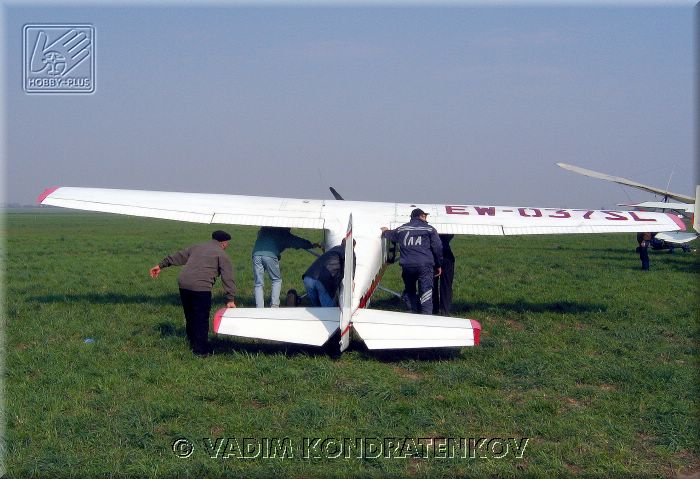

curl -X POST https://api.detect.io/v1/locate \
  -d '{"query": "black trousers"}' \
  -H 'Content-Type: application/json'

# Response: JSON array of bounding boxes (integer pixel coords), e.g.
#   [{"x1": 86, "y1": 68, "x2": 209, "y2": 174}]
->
[
  {"x1": 638, "y1": 245, "x2": 650, "y2": 270},
  {"x1": 402, "y1": 264, "x2": 435, "y2": 315},
  {"x1": 433, "y1": 258, "x2": 454, "y2": 316},
  {"x1": 179, "y1": 288, "x2": 212, "y2": 354}
]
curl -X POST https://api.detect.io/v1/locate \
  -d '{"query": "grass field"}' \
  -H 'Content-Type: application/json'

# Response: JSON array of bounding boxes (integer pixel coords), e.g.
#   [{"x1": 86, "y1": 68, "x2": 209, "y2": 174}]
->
[{"x1": 4, "y1": 209, "x2": 699, "y2": 478}]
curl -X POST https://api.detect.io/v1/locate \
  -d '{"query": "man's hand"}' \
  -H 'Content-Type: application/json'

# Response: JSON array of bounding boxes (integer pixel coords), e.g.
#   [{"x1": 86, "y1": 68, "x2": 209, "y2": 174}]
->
[
  {"x1": 380, "y1": 227, "x2": 388, "y2": 232},
  {"x1": 434, "y1": 267, "x2": 442, "y2": 277},
  {"x1": 149, "y1": 265, "x2": 161, "y2": 278},
  {"x1": 226, "y1": 301, "x2": 237, "y2": 308},
  {"x1": 312, "y1": 243, "x2": 322, "y2": 249}
]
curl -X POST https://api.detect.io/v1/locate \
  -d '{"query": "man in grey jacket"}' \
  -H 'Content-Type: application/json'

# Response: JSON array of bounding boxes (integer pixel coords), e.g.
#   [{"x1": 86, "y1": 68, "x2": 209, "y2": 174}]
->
[{"x1": 149, "y1": 230, "x2": 237, "y2": 356}]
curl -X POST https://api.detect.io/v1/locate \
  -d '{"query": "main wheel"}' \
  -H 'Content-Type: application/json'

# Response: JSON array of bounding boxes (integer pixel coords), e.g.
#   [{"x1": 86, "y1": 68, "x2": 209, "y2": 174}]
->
[{"x1": 285, "y1": 289, "x2": 300, "y2": 307}]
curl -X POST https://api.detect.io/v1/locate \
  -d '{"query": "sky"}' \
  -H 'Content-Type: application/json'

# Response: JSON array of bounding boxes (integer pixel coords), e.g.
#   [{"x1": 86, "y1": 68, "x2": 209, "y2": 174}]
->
[{"x1": 2, "y1": 4, "x2": 696, "y2": 209}]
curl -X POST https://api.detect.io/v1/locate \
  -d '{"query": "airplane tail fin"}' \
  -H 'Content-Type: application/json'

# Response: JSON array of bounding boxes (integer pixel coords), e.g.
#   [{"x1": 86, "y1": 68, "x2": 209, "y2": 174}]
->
[{"x1": 340, "y1": 214, "x2": 353, "y2": 352}]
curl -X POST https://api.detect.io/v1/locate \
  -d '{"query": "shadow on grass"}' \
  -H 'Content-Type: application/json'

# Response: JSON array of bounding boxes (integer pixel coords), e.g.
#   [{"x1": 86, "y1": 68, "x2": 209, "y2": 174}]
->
[
  {"x1": 353, "y1": 343, "x2": 463, "y2": 362},
  {"x1": 369, "y1": 297, "x2": 606, "y2": 315},
  {"x1": 583, "y1": 254, "x2": 699, "y2": 273},
  {"x1": 207, "y1": 334, "x2": 462, "y2": 361},
  {"x1": 30, "y1": 293, "x2": 181, "y2": 305},
  {"x1": 157, "y1": 321, "x2": 186, "y2": 338},
  {"x1": 207, "y1": 330, "x2": 343, "y2": 359},
  {"x1": 454, "y1": 300, "x2": 607, "y2": 315}
]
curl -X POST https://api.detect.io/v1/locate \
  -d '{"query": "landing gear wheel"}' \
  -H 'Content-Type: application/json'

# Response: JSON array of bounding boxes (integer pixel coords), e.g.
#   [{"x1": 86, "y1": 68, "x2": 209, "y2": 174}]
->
[{"x1": 286, "y1": 289, "x2": 300, "y2": 307}]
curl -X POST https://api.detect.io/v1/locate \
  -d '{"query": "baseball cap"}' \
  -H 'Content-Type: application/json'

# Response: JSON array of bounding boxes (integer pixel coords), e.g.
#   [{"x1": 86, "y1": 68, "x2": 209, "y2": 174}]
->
[{"x1": 411, "y1": 208, "x2": 428, "y2": 218}]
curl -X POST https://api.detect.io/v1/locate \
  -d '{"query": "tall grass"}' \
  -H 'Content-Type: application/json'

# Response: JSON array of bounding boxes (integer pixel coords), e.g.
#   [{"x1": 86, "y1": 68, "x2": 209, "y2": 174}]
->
[{"x1": 4, "y1": 210, "x2": 699, "y2": 478}]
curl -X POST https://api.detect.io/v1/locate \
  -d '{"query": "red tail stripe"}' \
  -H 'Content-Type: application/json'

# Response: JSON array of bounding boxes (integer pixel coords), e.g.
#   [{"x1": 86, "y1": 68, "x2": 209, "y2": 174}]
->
[
  {"x1": 470, "y1": 319, "x2": 481, "y2": 346},
  {"x1": 358, "y1": 264, "x2": 389, "y2": 309},
  {"x1": 213, "y1": 308, "x2": 227, "y2": 333}
]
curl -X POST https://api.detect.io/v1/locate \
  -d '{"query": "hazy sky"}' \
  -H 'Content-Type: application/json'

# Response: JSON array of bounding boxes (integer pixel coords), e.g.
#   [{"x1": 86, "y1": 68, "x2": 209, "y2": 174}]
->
[{"x1": 3, "y1": 4, "x2": 696, "y2": 209}]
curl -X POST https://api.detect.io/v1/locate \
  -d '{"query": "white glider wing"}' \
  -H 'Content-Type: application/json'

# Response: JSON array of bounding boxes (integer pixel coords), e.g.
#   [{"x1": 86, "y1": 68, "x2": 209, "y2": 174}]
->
[
  {"x1": 556, "y1": 162, "x2": 695, "y2": 204},
  {"x1": 618, "y1": 201, "x2": 694, "y2": 214},
  {"x1": 38, "y1": 187, "x2": 325, "y2": 229}
]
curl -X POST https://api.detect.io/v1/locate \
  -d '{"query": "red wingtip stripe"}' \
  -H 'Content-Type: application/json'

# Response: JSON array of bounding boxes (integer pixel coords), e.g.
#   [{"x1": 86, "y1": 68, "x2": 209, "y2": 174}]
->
[
  {"x1": 470, "y1": 319, "x2": 481, "y2": 346},
  {"x1": 37, "y1": 186, "x2": 60, "y2": 204},
  {"x1": 213, "y1": 308, "x2": 227, "y2": 333},
  {"x1": 666, "y1": 213, "x2": 686, "y2": 231}
]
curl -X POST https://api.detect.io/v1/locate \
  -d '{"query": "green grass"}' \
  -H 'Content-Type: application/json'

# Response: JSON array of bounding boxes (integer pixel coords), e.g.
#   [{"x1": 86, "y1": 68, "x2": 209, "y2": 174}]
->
[{"x1": 4, "y1": 210, "x2": 699, "y2": 478}]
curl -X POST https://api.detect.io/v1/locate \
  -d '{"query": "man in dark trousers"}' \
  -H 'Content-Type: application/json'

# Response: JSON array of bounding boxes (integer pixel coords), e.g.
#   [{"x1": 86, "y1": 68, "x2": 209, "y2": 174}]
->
[
  {"x1": 636, "y1": 232, "x2": 652, "y2": 271},
  {"x1": 381, "y1": 208, "x2": 443, "y2": 315},
  {"x1": 302, "y1": 238, "x2": 355, "y2": 307},
  {"x1": 149, "y1": 230, "x2": 237, "y2": 356},
  {"x1": 433, "y1": 234, "x2": 455, "y2": 316}
]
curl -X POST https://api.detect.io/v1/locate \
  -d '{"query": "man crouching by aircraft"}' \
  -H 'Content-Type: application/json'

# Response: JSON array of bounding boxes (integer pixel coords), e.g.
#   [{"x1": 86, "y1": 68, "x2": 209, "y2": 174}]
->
[
  {"x1": 302, "y1": 238, "x2": 356, "y2": 307},
  {"x1": 149, "y1": 230, "x2": 237, "y2": 356},
  {"x1": 382, "y1": 208, "x2": 443, "y2": 315}
]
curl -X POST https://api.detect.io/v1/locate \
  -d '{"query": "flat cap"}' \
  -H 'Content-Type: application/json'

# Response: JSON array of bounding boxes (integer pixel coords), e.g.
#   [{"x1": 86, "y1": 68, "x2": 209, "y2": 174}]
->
[{"x1": 212, "y1": 230, "x2": 232, "y2": 242}]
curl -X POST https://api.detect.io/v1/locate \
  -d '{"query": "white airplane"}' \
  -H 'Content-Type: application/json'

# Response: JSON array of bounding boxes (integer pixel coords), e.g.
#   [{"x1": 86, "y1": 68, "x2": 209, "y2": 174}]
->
[
  {"x1": 557, "y1": 163, "x2": 699, "y2": 249},
  {"x1": 37, "y1": 185, "x2": 693, "y2": 353}
]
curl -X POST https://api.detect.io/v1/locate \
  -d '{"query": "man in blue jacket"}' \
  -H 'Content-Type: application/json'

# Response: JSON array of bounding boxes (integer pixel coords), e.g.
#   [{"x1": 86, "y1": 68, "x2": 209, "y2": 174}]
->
[
  {"x1": 302, "y1": 238, "x2": 356, "y2": 307},
  {"x1": 252, "y1": 227, "x2": 321, "y2": 308},
  {"x1": 381, "y1": 208, "x2": 443, "y2": 315}
]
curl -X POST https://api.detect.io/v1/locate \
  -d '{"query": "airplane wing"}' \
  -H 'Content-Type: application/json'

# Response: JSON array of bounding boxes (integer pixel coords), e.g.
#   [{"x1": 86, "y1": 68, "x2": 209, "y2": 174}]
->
[
  {"x1": 556, "y1": 162, "x2": 695, "y2": 204},
  {"x1": 37, "y1": 186, "x2": 326, "y2": 229},
  {"x1": 39, "y1": 186, "x2": 685, "y2": 236},
  {"x1": 394, "y1": 203, "x2": 685, "y2": 236},
  {"x1": 618, "y1": 201, "x2": 694, "y2": 214}
]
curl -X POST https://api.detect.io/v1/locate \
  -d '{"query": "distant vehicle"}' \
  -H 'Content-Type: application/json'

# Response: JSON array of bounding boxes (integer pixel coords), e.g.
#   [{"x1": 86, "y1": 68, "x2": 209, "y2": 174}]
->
[
  {"x1": 557, "y1": 163, "x2": 698, "y2": 250},
  {"x1": 38, "y1": 185, "x2": 691, "y2": 354}
]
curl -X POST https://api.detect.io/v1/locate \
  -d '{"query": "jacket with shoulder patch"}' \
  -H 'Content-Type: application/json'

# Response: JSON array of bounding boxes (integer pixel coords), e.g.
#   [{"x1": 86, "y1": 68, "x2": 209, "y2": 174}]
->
[{"x1": 382, "y1": 218, "x2": 443, "y2": 267}]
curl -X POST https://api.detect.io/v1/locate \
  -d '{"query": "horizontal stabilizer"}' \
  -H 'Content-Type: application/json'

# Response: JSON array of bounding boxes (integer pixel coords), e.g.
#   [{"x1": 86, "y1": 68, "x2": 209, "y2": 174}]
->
[
  {"x1": 214, "y1": 307, "x2": 339, "y2": 346},
  {"x1": 352, "y1": 309, "x2": 480, "y2": 349}
]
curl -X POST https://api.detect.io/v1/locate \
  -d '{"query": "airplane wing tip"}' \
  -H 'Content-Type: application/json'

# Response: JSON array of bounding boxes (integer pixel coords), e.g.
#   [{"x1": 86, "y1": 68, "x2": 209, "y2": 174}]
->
[
  {"x1": 37, "y1": 186, "x2": 61, "y2": 204},
  {"x1": 470, "y1": 319, "x2": 481, "y2": 345},
  {"x1": 213, "y1": 307, "x2": 227, "y2": 333},
  {"x1": 666, "y1": 213, "x2": 687, "y2": 231}
]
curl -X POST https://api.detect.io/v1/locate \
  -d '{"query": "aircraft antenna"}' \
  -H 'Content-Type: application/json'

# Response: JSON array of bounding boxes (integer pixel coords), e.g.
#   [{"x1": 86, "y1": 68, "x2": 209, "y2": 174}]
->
[{"x1": 663, "y1": 166, "x2": 675, "y2": 203}]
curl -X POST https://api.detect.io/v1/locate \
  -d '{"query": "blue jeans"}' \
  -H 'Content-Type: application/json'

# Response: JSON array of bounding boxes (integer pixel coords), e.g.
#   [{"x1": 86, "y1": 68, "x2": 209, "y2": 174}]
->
[
  {"x1": 303, "y1": 276, "x2": 336, "y2": 307},
  {"x1": 253, "y1": 255, "x2": 282, "y2": 307}
]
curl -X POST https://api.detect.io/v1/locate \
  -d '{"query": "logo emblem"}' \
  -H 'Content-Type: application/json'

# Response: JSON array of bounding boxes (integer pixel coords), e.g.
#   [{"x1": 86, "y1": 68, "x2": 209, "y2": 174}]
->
[{"x1": 23, "y1": 24, "x2": 95, "y2": 93}]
